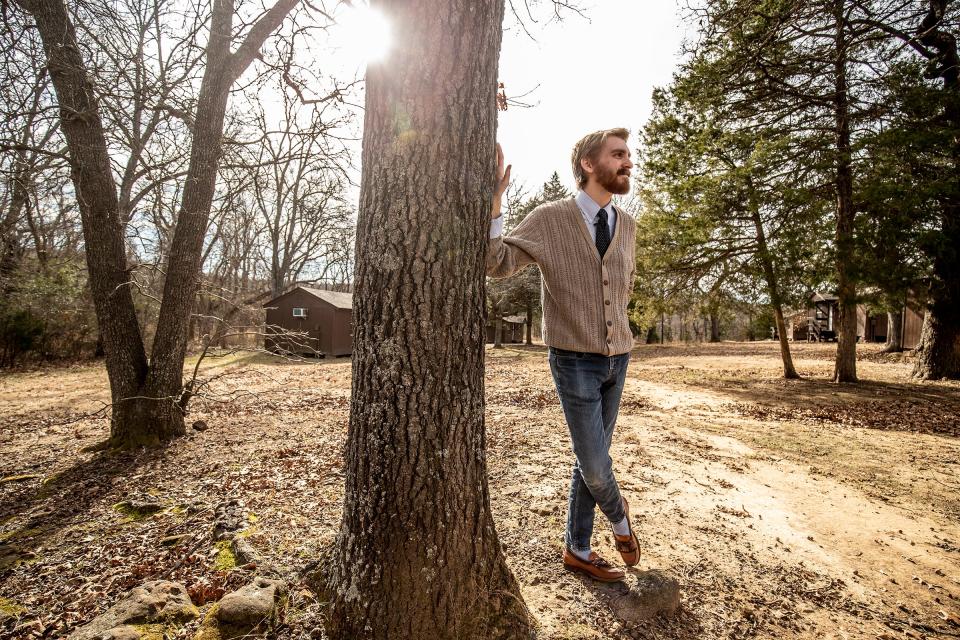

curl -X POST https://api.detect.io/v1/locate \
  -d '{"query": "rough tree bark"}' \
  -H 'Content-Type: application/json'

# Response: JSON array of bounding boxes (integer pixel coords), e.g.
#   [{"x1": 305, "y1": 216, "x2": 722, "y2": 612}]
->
[
  {"x1": 709, "y1": 312, "x2": 721, "y2": 342},
  {"x1": 748, "y1": 179, "x2": 799, "y2": 379},
  {"x1": 832, "y1": 0, "x2": 859, "y2": 383},
  {"x1": 15, "y1": 0, "x2": 300, "y2": 446},
  {"x1": 911, "y1": 0, "x2": 960, "y2": 379},
  {"x1": 319, "y1": 1, "x2": 532, "y2": 638}
]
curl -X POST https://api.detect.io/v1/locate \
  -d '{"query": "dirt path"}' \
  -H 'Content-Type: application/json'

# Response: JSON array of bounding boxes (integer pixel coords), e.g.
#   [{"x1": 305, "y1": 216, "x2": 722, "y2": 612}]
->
[
  {"x1": 0, "y1": 342, "x2": 958, "y2": 639},
  {"x1": 487, "y1": 344, "x2": 960, "y2": 639}
]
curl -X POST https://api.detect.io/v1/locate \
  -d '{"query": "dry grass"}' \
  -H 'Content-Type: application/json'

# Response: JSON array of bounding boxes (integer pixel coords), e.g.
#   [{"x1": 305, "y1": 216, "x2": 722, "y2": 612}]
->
[{"x1": 0, "y1": 341, "x2": 958, "y2": 639}]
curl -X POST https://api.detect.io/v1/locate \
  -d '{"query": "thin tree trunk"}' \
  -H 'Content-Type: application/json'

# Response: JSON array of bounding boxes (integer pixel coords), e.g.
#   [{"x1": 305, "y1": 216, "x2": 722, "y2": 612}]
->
[
  {"x1": 320, "y1": 1, "x2": 531, "y2": 637},
  {"x1": 494, "y1": 309, "x2": 503, "y2": 349},
  {"x1": 0, "y1": 170, "x2": 27, "y2": 293},
  {"x1": 883, "y1": 310, "x2": 903, "y2": 353},
  {"x1": 748, "y1": 179, "x2": 799, "y2": 379},
  {"x1": 0, "y1": 76, "x2": 53, "y2": 293},
  {"x1": 525, "y1": 303, "x2": 533, "y2": 345},
  {"x1": 832, "y1": 0, "x2": 858, "y2": 383}
]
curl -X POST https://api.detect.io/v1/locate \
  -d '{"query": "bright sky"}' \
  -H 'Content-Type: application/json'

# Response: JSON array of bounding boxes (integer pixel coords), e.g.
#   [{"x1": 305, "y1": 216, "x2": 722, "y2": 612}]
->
[
  {"x1": 317, "y1": 2, "x2": 694, "y2": 203},
  {"x1": 496, "y1": 2, "x2": 693, "y2": 194}
]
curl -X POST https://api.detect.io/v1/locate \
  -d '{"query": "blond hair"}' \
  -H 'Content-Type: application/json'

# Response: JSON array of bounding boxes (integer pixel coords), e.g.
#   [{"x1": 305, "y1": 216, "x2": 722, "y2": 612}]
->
[{"x1": 571, "y1": 128, "x2": 630, "y2": 189}]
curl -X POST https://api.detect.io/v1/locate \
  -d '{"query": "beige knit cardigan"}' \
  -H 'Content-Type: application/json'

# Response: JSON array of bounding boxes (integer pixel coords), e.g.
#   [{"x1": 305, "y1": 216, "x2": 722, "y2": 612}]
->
[{"x1": 486, "y1": 197, "x2": 636, "y2": 356}]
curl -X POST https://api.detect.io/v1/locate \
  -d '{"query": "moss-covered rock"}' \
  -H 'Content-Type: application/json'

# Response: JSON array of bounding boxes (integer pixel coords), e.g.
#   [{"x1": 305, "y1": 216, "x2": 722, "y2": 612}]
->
[
  {"x1": 67, "y1": 580, "x2": 198, "y2": 640},
  {"x1": 0, "y1": 542, "x2": 38, "y2": 571},
  {"x1": 212, "y1": 540, "x2": 237, "y2": 571},
  {"x1": 0, "y1": 597, "x2": 26, "y2": 623},
  {"x1": 192, "y1": 579, "x2": 287, "y2": 640},
  {"x1": 112, "y1": 500, "x2": 165, "y2": 522},
  {"x1": 93, "y1": 624, "x2": 168, "y2": 640}
]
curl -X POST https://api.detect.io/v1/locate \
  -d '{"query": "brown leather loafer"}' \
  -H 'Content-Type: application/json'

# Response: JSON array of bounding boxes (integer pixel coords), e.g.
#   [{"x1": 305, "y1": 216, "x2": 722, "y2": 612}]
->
[
  {"x1": 562, "y1": 548, "x2": 625, "y2": 582},
  {"x1": 613, "y1": 496, "x2": 640, "y2": 567}
]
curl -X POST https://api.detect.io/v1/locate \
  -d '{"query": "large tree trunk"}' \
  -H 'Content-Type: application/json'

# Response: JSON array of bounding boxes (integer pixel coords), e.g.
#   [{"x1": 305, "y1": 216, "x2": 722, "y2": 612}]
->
[
  {"x1": 913, "y1": 296, "x2": 960, "y2": 378},
  {"x1": 319, "y1": 2, "x2": 531, "y2": 638},
  {"x1": 883, "y1": 309, "x2": 903, "y2": 353},
  {"x1": 17, "y1": 0, "x2": 300, "y2": 446},
  {"x1": 832, "y1": 0, "x2": 858, "y2": 383},
  {"x1": 912, "y1": 0, "x2": 960, "y2": 379}
]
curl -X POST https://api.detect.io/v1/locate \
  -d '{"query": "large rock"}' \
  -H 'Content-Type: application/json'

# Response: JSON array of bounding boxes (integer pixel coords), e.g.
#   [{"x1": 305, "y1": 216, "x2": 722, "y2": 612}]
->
[
  {"x1": 93, "y1": 625, "x2": 164, "y2": 640},
  {"x1": 215, "y1": 578, "x2": 285, "y2": 628},
  {"x1": 597, "y1": 570, "x2": 681, "y2": 622},
  {"x1": 194, "y1": 578, "x2": 286, "y2": 640},
  {"x1": 68, "y1": 581, "x2": 199, "y2": 640}
]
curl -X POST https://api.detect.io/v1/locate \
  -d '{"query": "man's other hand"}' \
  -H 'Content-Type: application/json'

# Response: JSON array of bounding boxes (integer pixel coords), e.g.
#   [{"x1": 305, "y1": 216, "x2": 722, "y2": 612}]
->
[{"x1": 492, "y1": 143, "x2": 511, "y2": 220}]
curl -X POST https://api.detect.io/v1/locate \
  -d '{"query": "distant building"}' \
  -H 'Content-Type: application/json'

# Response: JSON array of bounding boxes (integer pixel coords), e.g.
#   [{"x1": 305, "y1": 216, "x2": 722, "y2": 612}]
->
[
  {"x1": 486, "y1": 315, "x2": 526, "y2": 344},
  {"x1": 263, "y1": 286, "x2": 353, "y2": 357},
  {"x1": 785, "y1": 292, "x2": 926, "y2": 348}
]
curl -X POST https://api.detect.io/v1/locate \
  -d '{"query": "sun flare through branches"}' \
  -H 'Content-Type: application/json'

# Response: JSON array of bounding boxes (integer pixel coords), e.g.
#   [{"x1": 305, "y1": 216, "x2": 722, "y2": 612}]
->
[{"x1": 335, "y1": 2, "x2": 393, "y2": 68}]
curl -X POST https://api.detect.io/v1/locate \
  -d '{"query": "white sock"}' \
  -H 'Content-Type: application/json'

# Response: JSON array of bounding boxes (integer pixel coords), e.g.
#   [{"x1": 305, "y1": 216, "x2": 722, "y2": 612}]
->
[
  {"x1": 571, "y1": 547, "x2": 592, "y2": 561},
  {"x1": 612, "y1": 516, "x2": 630, "y2": 537}
]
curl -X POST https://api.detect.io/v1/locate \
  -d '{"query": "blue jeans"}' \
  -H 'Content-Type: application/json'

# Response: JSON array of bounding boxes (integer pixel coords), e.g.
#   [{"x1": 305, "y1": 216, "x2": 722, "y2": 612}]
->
[{"x1": 549, "y1": 347, "x2": 629, "y2": 552}]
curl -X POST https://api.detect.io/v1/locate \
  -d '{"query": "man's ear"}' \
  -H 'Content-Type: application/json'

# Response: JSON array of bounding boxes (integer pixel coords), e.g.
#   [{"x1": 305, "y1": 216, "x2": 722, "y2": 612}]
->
[{"x1": 580, "y1": 156, "x2": 593, "y2": 178}]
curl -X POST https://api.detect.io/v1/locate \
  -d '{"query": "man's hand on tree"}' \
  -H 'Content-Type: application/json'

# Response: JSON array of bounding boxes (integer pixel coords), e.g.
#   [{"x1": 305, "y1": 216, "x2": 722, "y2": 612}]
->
[{"x1": 492, "y1": 143, "x2": 511, "y2": 220}]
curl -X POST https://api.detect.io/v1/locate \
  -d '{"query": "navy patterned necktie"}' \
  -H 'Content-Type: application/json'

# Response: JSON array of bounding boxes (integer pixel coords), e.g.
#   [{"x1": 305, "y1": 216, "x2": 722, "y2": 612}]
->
[{"x1": 595, "y1": 208, "x2": 611, "y2": 258}]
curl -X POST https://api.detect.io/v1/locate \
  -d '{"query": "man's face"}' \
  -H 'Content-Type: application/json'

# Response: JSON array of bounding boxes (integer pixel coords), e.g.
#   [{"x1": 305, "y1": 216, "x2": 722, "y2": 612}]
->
[{"x1": 584, "y1": 136, "x2": 633, "y2": 195}]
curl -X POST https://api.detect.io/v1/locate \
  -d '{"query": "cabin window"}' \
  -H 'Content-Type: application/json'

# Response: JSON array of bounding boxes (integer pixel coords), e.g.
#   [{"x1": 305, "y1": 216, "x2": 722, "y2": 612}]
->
[{"x1": 292, "y1": 307, "x2": 308, "y2": 318}]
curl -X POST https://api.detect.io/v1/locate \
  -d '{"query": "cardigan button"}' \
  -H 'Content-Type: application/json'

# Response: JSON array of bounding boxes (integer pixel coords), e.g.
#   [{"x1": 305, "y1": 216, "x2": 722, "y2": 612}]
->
[
  {"x1": 603, "y1": 279, "x2": 609, "y2": 285},
  {"x1": 607, "y1": 321, "x2": 613, "y2": 326},
  {"x1": 604, "y1": 300, "x2": 610, "y2": 305}
]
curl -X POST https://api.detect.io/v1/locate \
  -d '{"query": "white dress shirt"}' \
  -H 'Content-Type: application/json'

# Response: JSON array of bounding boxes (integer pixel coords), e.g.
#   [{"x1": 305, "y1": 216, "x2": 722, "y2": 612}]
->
[
  {"x1": 489, "y1": 190, "x2": 617, "y2": 240},
  {"x1": 574, "y1": 190, "x2": 617, "y2": 243}
]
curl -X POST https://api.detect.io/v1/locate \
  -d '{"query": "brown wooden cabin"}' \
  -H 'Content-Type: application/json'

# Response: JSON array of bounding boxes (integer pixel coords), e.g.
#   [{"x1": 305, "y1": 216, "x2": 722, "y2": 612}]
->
[
  {"x1": 786, "y1": 292, "x2": 926, "y2": 348},
  {"x1": 901, "y1": 300, "x2": 926, "y2": 349},
  {"x1": 486, "y1": 314, "x2": 526, "y2": 344},
  {"x1": 263, "y1": 286, "x2": 353, "y2": 357}
]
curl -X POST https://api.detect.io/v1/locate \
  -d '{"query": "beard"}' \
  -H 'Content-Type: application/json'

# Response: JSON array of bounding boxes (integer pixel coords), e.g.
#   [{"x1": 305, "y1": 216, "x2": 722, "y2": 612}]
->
[{"x1": 595, "y1": 164, "x2": 631, "y2": 195}]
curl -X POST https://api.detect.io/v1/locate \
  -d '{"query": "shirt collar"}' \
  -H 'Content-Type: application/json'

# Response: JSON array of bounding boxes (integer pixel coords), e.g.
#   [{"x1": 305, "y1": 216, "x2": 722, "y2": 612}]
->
[{"x1": 576, "y1": 190, "x2": 614, "y2": 222}]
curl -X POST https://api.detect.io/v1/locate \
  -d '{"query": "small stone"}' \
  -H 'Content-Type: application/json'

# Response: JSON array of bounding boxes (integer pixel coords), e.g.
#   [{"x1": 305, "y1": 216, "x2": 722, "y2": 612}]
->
[
  {"x1": 602, "y1": 569, "x2": 681, "y2": 622},
  {"x1": 160, "y1": 534, "x2": 191, "y2": 547},
  {"x1": 231, "y1": 537, "x2": 262, "y2": 566},
  {"x1": 115, "y1": 499, "x2": 164, "y2": 518},
  {"x1": 192, "y1": 420, "x2": 209, "y2": 432},
  {"x1": 216, "y1": 578, "x2": 286, "y2": 630},
  {"x1": 96, "y1": 625, "x2": 147, "y2": 640}
]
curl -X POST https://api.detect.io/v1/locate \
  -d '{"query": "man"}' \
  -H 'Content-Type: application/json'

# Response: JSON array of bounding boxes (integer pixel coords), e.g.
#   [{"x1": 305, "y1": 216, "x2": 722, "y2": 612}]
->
[{"x1": 487, "y1": 128, "x2": 639, "y2": 582}]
